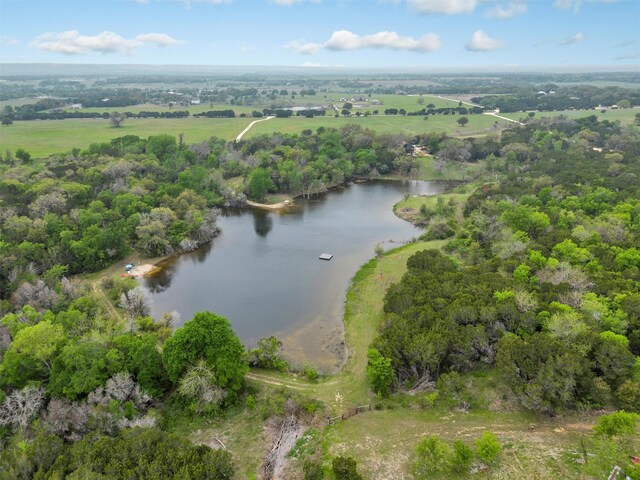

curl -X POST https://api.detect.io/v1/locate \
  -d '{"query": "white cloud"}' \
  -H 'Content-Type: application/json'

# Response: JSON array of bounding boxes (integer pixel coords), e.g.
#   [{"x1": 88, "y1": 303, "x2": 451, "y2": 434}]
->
[
  {"x1": 287, "y1": 30, "x2": 441, "y2": 54},
  {"x1": 485, "y1": 1, "x2": 527, "y2": 18},
  {"x1": 0, "y1": 36, "x2": 19, "y2": 46},
  {"x1": 466, "y1": 30, "x2": 505, "y2": 51},
  {"x1": 285, "y1": 40, "x2": 323, "y2": 54},
  {"x1": 558, "y1": 32, "x2": 583, "y2": 46},
  {"x1": 408, "y1": 0, "x2": 478, "y2": 14},
  {"x1": 325, "y1": 30, "x2": 441, "y2": 52},
  {"x1": 554, "y1": 0, "x2": 619, "y2": 13},
  {"x1": 30, "y1": 31, "x2": 182, "y2": 55}
]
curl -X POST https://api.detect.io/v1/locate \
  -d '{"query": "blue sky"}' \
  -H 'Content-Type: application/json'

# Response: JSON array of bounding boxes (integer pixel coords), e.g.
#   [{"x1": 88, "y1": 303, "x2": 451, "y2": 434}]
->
[{"x1": 0, "y1": 0, "x2": 638, "y2": 67}]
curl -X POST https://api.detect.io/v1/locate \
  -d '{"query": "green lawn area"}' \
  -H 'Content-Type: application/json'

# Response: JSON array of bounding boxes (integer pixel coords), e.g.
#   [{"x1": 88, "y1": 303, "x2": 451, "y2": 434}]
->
[
  {"x1": 502, "y1": 107, "x2": 639, "y2": 126},
  {"x1": 0, "y1": 117, "x2": 254, "y2": 158},
  {"x1": 246, "y1": 113, "x2": 502, "y2": 138}
]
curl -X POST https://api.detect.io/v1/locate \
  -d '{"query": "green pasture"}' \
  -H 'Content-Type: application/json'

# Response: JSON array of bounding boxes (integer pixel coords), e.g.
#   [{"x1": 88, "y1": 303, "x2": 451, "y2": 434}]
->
[
  {"x1": 1, "y1": 113, "x2": 508, "y2": 158},
  {"x1": 246, "y1": 113, "x2": 503, "y2": 138},
  {"x1": 0, "y1": 117, "x2": 253, "y2": 157},
  {"x1": 502, "y1": 107, "x2": 639, "y2": 126}
]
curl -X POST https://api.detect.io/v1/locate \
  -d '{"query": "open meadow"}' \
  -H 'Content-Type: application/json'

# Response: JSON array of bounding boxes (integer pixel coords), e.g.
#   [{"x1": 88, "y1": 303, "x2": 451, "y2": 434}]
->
[
  {"x1": 502, "y1": 107, "x2": 639, "y2": 126},
  {"x1": 1, "y1": 113, "x2": 505, "y2": 158},
  {"x1": 0, "y1": 117, "x2": 254, "y2": 157}
]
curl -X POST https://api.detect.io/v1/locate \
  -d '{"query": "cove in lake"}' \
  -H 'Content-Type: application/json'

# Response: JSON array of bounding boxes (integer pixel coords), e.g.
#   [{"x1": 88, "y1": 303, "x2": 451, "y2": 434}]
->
[{"x1": 145, "y1": 180, "x2": 450, "y2": 372}]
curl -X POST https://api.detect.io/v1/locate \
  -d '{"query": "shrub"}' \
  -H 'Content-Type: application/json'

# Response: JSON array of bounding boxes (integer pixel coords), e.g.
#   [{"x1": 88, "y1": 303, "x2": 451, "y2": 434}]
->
[
  {"x1": 594, "y1": 411, "x2": 639, "y2": 436},
  {"x1": 414, "y1": 436, "x2": 451, "y2": 477},
  {"x1": 303, "y1": 460, "x2": 324, "y2": 480},
  {"x1": 475, "y1": 431, "x2": 501, "y2": 464},
  {"x1": 332, "y1": 456, "x2": 362, "y2": 480},
  {"x1": 450, "y1": 440, "x2": 474, "y2": 474}
]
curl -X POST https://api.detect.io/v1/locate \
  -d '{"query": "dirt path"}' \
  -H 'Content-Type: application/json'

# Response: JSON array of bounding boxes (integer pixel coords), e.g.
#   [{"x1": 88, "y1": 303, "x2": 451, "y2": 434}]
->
[
  {"x1": 235, "y1": 115, "x2": 275, "y2": 141},
  {"x1": 433, "y1": 95, "x2": 482, "y2": 107},
  {"x1": 483, "y1": 111, "x2": 525, "y2": 125},
  {"x1": 92, "y1": 282, "x2": 123, "y2": 323}
]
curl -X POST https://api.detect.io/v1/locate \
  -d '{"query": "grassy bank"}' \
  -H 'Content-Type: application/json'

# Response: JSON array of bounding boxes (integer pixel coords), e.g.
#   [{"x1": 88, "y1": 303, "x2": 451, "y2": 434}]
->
[{"x1": 393, "y1": 192, "x2": 470, "y2": 224}]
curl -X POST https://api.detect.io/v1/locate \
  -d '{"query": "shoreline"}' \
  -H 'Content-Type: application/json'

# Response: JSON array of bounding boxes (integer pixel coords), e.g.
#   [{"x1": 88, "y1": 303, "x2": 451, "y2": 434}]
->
[{"x1": 245, "y1": 199, "x2": 293, "y2": 211}]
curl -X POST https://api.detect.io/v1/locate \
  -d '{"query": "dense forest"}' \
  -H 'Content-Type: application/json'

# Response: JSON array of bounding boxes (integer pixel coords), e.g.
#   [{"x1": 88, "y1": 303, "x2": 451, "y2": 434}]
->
[{"x1": 370, "y1": 117, "x2": 640, "y2": 415}]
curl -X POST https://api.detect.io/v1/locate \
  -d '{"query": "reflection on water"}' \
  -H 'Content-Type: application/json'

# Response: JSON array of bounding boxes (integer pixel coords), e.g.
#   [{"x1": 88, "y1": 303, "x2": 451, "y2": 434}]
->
[
  {"x1": 253, "y1": 210, "x2": 273, "y2": 237},
  {"x1": 144, "y1": 180, "x2": 452, "y2": 369}
]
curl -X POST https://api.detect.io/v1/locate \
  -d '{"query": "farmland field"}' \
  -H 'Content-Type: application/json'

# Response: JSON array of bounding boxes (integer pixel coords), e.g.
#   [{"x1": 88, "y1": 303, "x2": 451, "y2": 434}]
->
[
  {"x1": 1, "y1": 113, "x2": 506, "y2": 158},
  {"x1": 246, "y1": 113, "x2": 502, "y2": 138},
  {"x1": 502, "y1": 107, "x2": 639, "y2": 126}
]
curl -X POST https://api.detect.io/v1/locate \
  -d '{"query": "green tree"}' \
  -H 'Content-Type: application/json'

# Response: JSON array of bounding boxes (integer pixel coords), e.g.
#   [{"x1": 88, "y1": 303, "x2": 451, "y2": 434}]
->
[
  {"x1": 496, "y1": 333, "x2": 586, "y2": 412},
  {"x1": 247, "y1": 336, "x2": 287, "y2": 371},
  {"x1": 111, "y1": 333, "x2": 169, "y2": 397},
  {"x1": 366, "y1": 348, "x2": 395, "y2": 397},
  {"x1": 0, "y1": 320, "x2": 66, "y2": 387},
  {"x1": 475, "y1": 431, "x2": 501, "y2": 464},
  {"x1": 49, "y1": 342, "x2": 122, "y2": 399},
  {"x1": 15, "y1": 148, "x2": 31, "y2": 163},
  {"x1": 616, "y1": 380, "x2": 640, "y2": 413},
  {"x1": 64, "y1": 428, "x2": 234, "y2": 479},
  {"x1": 146, "y1": 134, "x2": 177, "y2": 163},
  {"x1": 162, "y1": 311, "x2": 248, "y2": 398},
  {"x1": 593, "y1": 332, "x2": 635, "y2": 389},
  {"x1": 457, "y1": 116, "x2": 469, "y2": 127},
  {"x1": 247, "y1": 168, "x2": 275, "y2": 202}
]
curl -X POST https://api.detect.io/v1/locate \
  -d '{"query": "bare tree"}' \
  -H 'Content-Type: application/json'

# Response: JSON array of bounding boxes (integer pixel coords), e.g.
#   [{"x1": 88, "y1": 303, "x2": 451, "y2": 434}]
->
[
  {"x1": 178, "y1": 360, "x2": 226, "y2": 413},
  {"x1": 42, "y1": 398, "x2": 90, "y2": 441},
  {"x1": 0, "y1": 386, "x2": 45, "y2": 430},
  {"x1": 12, "y1": 280, "x2": 60, "y2": 311},
  {"x1": 120, "y1": 286, "x2": 152, "y2": 327},
  {"x1": 88, "y1": 372, "x2": 151, "y2": 409},
  {"x1": 109, "y1": 111, "x2": 126, "y2": 128}
]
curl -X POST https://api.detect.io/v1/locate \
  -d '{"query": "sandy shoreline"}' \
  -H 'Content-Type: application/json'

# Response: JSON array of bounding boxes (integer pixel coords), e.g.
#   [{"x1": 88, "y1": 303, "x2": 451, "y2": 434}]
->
[
  {"x1": 123, "y1": 263, "x2": 160, "y2": 277},
  {"x1": 246, "y1": 199, "x2": 293, "y2": 211}
]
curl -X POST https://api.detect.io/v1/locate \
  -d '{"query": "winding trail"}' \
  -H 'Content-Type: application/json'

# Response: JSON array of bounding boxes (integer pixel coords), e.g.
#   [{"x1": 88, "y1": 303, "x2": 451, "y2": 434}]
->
[
  {"x1": 483, "y1": 111, "x2": 525, "y2": 125},
  {"x1": 235, "y1": 115, "x2": 275, "y2": 141},
  {"x1": 433, "y1": 95, "x2": 481, "y2": 107}
]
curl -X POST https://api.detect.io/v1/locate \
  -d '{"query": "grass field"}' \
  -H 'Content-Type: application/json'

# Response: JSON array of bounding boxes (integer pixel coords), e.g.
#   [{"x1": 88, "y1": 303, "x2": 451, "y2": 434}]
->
[
  {"x1": 0, "y1": 117, "x2": 254, "y2": 157},
  {"x1": 502, "y1": 107, "x2": 639, "y2": 126},
  {"x1": 246, "y1": 113, "x2": 503, "y2": 138},
  {"x1": 1, "y1": 113, "x2": 508, "y2": 158}
]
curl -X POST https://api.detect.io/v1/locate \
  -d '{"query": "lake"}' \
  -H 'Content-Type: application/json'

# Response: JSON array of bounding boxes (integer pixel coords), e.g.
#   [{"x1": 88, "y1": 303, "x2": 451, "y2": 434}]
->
[{"x1": 144, "y1": 180, "x2": 449, "y2": 372}]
